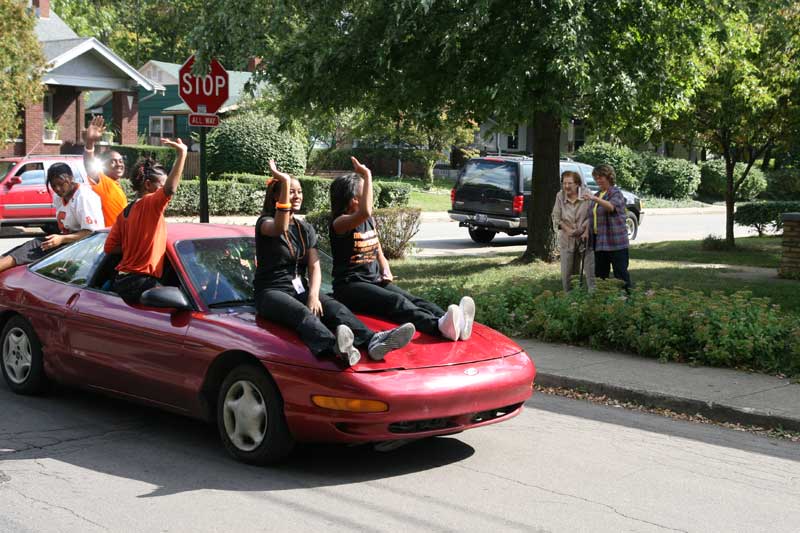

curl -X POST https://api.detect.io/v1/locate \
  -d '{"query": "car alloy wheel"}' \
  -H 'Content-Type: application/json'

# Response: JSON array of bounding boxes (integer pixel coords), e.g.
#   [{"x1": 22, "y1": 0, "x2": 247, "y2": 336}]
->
[
  {"x1": 626, "y1": 214, "x2": 638, "y2": 240},
  {"x1": 3, "y1": 327, "x2": 32, "y2": 385},
  {"x1": 222, "y1": 379, "x2": 268, "y2": 452}
]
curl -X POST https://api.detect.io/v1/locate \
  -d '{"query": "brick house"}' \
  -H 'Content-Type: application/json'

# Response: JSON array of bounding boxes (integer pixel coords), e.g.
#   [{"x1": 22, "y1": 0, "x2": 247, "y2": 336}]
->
[{"x1": 1, "y1": 0, "x2": 164, "y2": 158}]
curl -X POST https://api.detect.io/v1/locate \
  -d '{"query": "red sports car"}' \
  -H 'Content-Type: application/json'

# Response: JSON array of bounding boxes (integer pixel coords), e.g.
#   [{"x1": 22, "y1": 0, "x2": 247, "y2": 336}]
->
[{"x1": 0, "y1": 224, "x2": 536, "y2": 464}]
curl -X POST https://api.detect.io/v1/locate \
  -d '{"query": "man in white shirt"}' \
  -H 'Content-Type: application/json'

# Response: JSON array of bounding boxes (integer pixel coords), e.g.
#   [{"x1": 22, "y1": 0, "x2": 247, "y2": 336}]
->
[{"x1": 0, "y1": 163, "x2": 103, "y2": 273}]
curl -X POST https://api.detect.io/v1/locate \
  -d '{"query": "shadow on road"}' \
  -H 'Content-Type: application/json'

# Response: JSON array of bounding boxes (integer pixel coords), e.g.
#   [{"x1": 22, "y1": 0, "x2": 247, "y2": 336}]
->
[{"x1": 0, "y1": 385, "x2": 475, "y2": 497}]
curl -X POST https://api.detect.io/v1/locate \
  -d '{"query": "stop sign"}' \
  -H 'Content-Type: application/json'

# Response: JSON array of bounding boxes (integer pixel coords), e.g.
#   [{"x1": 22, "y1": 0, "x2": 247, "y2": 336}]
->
[{"x1": 179, "y1": 55, "x2": 229, "y2": 114}]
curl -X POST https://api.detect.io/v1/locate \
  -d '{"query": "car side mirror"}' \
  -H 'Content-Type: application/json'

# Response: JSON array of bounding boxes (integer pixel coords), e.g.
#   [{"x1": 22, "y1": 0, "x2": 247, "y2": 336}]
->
[
  {"x1": 5, "y1": 176, "x2": 22, "y2": 188},
  {"x1": 140, "y1": 286, "x2": 192, "y2": 311}
]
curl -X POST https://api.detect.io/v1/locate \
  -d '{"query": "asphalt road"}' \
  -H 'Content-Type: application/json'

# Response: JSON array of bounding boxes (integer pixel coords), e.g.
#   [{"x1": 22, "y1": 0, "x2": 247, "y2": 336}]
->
[
  {"x1": 412, "y1": 212, "x2": 760, "y2": 257},
  {"x1": 0, "y1": 385, "x2": 798, "y2": 533}
]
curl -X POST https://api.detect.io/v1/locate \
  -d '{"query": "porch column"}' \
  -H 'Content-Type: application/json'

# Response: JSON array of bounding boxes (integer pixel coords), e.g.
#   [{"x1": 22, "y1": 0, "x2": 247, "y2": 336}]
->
[
  {"x1": 24, "y1": 100, "x2": 45, "y2": 154},
  {"x1": 112, "y1": 91, "x2": 139, "y2": 145}
]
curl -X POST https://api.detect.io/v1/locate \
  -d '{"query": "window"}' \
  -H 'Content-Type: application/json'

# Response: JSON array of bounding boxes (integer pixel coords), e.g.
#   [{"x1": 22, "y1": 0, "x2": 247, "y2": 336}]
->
[
  {"x1": 522, "y1": 163, "x2": 533, "y2": 192},
  {"x1": 16, "y1": 163, "x2": 45, "y2": 186},
  {"x1": 43, "y1": 93, "x2": 54, "y2": 124},
  {"x1": 31, "y1": 233, "x2": 107, "y2": 286},
  {"x1": 460, "y1": 160, "x2": 518, "y2": 192},
  {"x1": 176, "y1": 237, "x2": 257, "y2": 307},
  {"x1": 149, "y1": 116, "x2": 174, "y2": 138}
]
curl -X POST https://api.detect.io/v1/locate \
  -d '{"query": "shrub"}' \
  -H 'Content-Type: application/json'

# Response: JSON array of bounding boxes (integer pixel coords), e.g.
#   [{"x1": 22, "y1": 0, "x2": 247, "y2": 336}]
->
[
  {"x1": 701, "y1": 234, "x2": 731, "y2": 251},
  {"x1": 698, "y1": 159, "x2": 767, "y2": 201},
  {"x1": 450, "y1": 146, "x2": 480, "y2": 169},
  {"x1": 112, "y1": 144, "x2": 176, "y2": 173},
  {"x1": 641, "y1": 156, "x2": 701, "y2": 199},
  {"x1": 376, "y1": 182, "x2": 411, "y2": 208},
  {"x1": 735, "y1": 201, "x2": 800, "y2": 236},
  {"x1": 573, "y1": 141, "x2": 644, "y2": 191},
  {"x1": 306, "y1": 207, "x2": 421, "y2": 259},
  {"x1": 764, "y1": 168, "x2": 800, "y2": 200},
  {"x1": 119, "y1": 179, "x2": 263, "y2": 216},
  {"x1": 207, "y1": 111, "x2": 307, "y2": 176}
]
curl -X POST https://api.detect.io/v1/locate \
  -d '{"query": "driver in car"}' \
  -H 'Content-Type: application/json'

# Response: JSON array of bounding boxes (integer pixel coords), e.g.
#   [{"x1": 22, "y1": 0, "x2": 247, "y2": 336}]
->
[{"x1": 103, "y1": 138, "x2": 187, "y2": 303}]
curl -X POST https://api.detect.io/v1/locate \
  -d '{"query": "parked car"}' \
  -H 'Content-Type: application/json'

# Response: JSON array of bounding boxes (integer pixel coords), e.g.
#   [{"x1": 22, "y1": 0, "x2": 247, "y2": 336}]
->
[
  {"x1": 449, "y1": 156, "x2": 644, "y2": 243},
  {"x1": 0, "y1": 224, "x2": 536, "y2": 465},
  {"x1": 0, "y1": 155, "x2": 88, "y2": 234}
]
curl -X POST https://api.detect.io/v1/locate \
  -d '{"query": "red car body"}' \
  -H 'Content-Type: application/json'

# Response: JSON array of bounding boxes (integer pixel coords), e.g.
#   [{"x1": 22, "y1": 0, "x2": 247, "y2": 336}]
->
[{"x1": 0, "y1": 223, "x2": 535, "y2": 448}]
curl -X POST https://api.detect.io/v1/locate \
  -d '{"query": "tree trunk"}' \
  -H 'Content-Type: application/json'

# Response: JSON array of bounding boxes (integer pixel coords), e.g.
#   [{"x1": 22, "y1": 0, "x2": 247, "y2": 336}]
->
[
  {"x1": 521, "y1": 110, "x2": 561, "y2": 262},
  {"x1": 761, "y1": 146, "x2": 772, "y2": 171},
  {"x1": 724, "y1": 155, "x2": 736, "y2": 247}
]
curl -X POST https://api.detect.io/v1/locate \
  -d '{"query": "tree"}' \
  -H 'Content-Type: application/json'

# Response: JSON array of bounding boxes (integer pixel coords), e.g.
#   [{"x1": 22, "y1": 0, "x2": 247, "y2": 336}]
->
[
  {"x1": 0, "y1": 0, "x2": 46, "y2": 142},
  {"x1": 191, "y1": 1, "x2": 707, "y2": 260},
  {"x1": 673, "y1": 1, "x2": 800, "y2": 246}
]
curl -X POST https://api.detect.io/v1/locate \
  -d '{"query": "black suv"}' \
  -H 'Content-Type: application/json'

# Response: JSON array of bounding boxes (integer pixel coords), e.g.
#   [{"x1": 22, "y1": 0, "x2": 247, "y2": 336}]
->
[{"x1": 449, "y1": 156, "x2": 644, "y2": 243}]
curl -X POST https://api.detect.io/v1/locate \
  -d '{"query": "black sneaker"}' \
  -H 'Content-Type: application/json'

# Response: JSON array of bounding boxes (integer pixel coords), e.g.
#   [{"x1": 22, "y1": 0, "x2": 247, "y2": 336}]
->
[
  {"x1": 335, "y1": 325, "x2": 361, "y2": 366},
  {"x1": 367, "y1": 323, "x2": 416, "y2": 361}
]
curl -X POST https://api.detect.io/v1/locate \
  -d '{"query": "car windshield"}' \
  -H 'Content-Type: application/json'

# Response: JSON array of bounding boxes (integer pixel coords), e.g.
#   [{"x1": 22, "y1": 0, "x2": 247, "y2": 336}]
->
[
  {"x1": 176, "y1": 237, "x2": 257, "y2": 307},
  {"x1": 0, "y1": 161, "x2": 15, "y2": 177},
  {"x1": 460, "y1": 160, "x2": 517, "y2": 192}
]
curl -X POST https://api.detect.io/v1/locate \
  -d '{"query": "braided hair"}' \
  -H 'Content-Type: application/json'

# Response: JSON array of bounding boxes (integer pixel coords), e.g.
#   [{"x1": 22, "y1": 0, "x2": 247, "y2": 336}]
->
[
  {"x1": 130, "y1": 157, "x2": 167, "y2": 195},
  {"x1": 261, "y1": 178, "x2": 283, "y2": 218}
]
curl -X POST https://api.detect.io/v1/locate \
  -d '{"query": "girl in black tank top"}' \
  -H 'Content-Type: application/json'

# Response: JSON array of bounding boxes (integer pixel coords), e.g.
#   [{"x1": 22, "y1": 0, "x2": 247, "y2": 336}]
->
[{"x1": 329, "y1": 157, "x2": 476, "y2": 342}]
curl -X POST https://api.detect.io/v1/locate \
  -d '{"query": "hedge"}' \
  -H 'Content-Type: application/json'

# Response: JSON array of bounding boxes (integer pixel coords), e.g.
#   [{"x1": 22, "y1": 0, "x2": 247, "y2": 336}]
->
[
  {"x1": 734, "y1": 201, "x2": 800, "y2": 236},
  {"x1": 207, "y1": 111, "x2": 307, "y2": 176},
  {"x1": 641, "y1": 155, "x2": 701, "y2": 199},
  {"x1": 698, "y1": 160, "x2": 767, "y2": 201},
  {"x1": 764, "y1": 168, "x2": 800, "y2": 200},
  {"x1": 306, "y1": 207, "x2": 421, "y2": 259},
  {"x1": 573, "y1": 141, "x2": 644, "y2": 191}
]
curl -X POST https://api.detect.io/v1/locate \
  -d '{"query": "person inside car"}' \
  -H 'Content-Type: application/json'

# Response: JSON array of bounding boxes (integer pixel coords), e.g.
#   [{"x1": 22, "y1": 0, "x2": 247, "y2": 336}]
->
[
  {"x1": 255, "y1": 160, "x2": 415, "y2": 366},
  {"x1": 329, "y1": 157, "x2": 475, "y2": 342},
  {"x1": 104, "y1": 138, "x2": 187, "y2": 303},
  {"x1": 83, "y1": 116, "x2": 128, "y2": 227},
  {"x1": 0, "y1": 163, "x2": 103, "y2": 274}
]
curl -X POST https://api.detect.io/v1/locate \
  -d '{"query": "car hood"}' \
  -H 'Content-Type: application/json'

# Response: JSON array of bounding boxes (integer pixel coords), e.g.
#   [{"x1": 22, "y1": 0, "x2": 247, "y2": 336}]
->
[{"x1": 201, "y1": 309, "x2": 524, "y2": 372}]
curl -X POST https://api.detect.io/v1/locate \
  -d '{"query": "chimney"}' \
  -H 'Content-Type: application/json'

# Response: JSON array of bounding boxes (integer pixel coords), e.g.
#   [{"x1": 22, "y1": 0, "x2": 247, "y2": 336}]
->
[
  {"x1": 33, "y1": 0, "x2": 50, "y2": 18},
  {"x1": 247, "y1": 57, "x2": 262, "y2": 73}
]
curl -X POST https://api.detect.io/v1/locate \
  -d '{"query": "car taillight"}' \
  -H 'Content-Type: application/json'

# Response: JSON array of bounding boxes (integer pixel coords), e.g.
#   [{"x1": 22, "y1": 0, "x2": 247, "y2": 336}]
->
[
  {"x1": 451, "y1": 188, "x2": 456, "y2": 207},
  {"x1": 512, "y1": 195, "x2": 524, "y2": 215}
]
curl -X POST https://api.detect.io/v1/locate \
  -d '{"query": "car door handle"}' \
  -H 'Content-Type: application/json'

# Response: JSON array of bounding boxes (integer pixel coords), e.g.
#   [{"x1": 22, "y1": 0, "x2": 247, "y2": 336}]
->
[{"x1": 66, "y1": 293, "x2": 80, "y2": 308}]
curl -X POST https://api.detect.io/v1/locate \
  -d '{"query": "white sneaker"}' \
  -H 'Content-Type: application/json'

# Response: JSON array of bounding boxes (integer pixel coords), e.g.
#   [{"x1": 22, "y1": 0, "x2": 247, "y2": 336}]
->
[
  {"x1": 459, "y1": 296, "x2": 475, "y2": 341},
  {"x1": 368, "y1": 323, "x2": 416, "y2": 361},
  {"x1": 335, "y1": 325, "x2": 361, "y2": 366},
  {"x1": 437, "y1": 304, "x2": 462, "y2": 341}
]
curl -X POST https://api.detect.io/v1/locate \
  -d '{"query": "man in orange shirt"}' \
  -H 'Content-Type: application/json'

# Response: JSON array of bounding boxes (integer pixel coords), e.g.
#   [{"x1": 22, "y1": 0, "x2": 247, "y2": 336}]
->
[
  {"x1": 84, "y1": 116, "x2": 128, "y2": 226},
  {"x1": 104, "y1": 137, "x2": 187, "y2": 303}
]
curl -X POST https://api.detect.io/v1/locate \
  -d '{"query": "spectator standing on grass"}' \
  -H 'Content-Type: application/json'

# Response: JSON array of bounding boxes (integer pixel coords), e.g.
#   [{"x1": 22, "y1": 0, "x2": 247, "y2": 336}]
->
[
  {"x1": 552, "y1": 170, "x2": 594, "y2": 292},
  {"x1": 83, "y1": 116, "x2": 128, "y2": 227},
  {"x1": 582, "y1": 164, "x2": 632, "y2": 290}
]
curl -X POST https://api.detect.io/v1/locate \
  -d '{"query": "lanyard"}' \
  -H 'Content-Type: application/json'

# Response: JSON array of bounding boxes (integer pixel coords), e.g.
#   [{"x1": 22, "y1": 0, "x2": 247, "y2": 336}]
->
[{"x1": 284, "y1": 221, "x2": 307, "y2": 277}]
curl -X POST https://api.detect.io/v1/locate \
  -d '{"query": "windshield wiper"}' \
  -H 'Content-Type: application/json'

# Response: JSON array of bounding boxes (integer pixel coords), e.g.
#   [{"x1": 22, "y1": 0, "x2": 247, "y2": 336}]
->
[{"x1": 207, "y1": 299, "x2": 254, "y2": 308}]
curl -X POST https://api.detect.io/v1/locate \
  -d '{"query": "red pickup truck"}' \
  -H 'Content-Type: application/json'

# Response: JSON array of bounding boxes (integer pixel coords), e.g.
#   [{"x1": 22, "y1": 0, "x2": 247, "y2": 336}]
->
[{"x1": 0, "y1": 155, "x2": 88, "y2": 233}]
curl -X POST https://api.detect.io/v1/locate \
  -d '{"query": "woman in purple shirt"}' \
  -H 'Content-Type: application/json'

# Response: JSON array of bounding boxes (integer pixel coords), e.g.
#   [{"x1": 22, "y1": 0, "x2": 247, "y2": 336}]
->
[{"x1": 581, "y1": 164, "x2": 632, "y2": 290}]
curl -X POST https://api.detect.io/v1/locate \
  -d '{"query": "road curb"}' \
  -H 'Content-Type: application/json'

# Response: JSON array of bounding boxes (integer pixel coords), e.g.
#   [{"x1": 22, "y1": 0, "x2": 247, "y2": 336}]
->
[{"x1": 535, "y1": 372, "x2": 800, "y2": 432}]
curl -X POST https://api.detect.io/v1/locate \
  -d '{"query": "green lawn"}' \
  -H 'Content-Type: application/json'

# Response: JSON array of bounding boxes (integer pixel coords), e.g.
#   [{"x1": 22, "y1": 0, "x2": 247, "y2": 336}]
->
[
  {"x1": 631, "y1": 236, "x2": 782, "y2": 268},
  {"x1": 409, "y1": 190, "x2": 451, "y2": 211},
  {"x1": 392, "y1": 248, "x2": 800, "y2": 316},
  {"x1": 638, "y1": 195, "x2": 712, "y2": 209}
]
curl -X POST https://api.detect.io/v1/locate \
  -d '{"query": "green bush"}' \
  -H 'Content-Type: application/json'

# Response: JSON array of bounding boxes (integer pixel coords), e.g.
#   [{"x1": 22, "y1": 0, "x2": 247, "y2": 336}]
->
[
  {"x1": 119, "y1": 179, "x2": 263, "y2": 216},
  {"x1": 764, "y1": 168, "x2": 800, "y2": 200},
  {"x1": 414, "y1": 281, "x2": 800, "y2": 375},
  {"x1": 306, "y1": 207, "x2": 421, "y2": 259},
  {"x1": 376, "y1": 182, "x2": 411, "y2": 208},
  {"x1": 310, "y1": 147, "x2": 427, "y2": 171},
  {"x1": 698, "y1": 160, "x2": 767, "y2": 201},
  {"x1": 573, "y1": 141, "x2": 644, "y2": 191},
  {"x1": 735, "y1": 201, "x2": 800, "y2": 236},
  {"x1": 112, "y1": 144, "x2": 177, "y2": 174},
  {"x1": 641, "y1": 156, "x2": 701, "y2": 199},
  {"x1": 450, "y1": 146, "x2": 480, "y2": 169},
  {"x1": 207, "y1": 111, "x2": 307, "y2": 176}
]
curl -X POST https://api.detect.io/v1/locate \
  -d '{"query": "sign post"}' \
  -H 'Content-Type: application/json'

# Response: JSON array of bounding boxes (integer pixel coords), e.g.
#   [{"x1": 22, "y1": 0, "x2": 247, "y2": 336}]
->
[{"x1": 178, "y1": 54, "x2": 229, "y2": 223}]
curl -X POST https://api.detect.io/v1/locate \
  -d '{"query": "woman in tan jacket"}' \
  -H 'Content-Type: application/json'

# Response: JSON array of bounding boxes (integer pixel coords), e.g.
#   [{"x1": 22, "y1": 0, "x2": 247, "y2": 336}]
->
[{"x1": 552, "y1": 170, "x2": 595, "y2": 292}]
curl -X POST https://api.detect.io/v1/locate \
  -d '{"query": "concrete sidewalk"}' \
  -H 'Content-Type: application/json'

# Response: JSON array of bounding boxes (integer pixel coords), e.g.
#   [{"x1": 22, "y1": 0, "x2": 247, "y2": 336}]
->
[{"x1": 517, "y1": 338, "x2": 800, "y2": 432}]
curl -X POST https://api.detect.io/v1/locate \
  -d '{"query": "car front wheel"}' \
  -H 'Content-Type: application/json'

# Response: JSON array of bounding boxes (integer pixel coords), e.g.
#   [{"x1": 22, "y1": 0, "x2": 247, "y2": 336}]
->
[
  {"x1": 468, "y1": 228, "x2": 496, "y2": 244},
  {"x1": 1, "y1": 316, "x2": 47, "y2": 395},
  {"x1": 626, "y1": 213, "x2": 639, "y2": 240},
  {"x1": 216, "y1": 364, "x2": 294, "y2": 465}
]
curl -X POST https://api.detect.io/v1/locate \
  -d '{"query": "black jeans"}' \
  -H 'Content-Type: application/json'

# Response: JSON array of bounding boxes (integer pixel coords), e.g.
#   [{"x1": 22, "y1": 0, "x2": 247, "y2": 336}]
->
[
  {"x1": 333, "y1": 281, "x2": 445, "y2": 336},
  {"x1": 594, "y1": 248, "x2": 632, "y2": 289},
  {"x1": 256, "y1": 289, "x2": 374, "y2": 358},
  {"x1": 113, "y1": 273, "x2": 161, "y2": 303}
]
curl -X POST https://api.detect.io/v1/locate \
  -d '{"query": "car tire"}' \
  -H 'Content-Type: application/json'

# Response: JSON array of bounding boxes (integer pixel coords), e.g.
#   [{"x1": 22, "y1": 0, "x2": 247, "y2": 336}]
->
[
  {"x1": 626, "y1": 213, "x2": 639, "y2": 241},
  {"x1": 1, "y1": 316, "x2": 48, "y2": 395},
  {"x1": 216, "y1": 364, "x2": 294, "y2": 465},
  {"x1": 468, "y1": 228, "x2": 496, "y2": 244}
]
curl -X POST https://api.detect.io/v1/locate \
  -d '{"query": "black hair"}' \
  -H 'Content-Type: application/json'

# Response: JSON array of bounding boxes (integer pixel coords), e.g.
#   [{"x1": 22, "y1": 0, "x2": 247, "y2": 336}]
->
[
  {"x1": 130, "y1": 157, "x2": 167, "y2": 194},
  {"x1": 330, "y1": 173, "x2": 362, "y2": 218},
  {"x1": 261, "y1": 177, "x2": 302, "y2": 217},
  {"x1": 46, "y1": 163, "x2": 74, "y2": 192}
]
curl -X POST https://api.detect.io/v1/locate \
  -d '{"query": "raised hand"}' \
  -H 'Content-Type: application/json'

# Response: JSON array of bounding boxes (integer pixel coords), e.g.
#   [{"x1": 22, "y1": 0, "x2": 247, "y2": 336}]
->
[
  {"x1": 161, "y1": 137, "x2": 188, "y2": 154},
  {"x1": 86, "y1": 116, "x2": 106, "y2": 144},
  {"x1": 351, "y1": 156, "x2": 372, "y2": 178},
  {"x1": 268, "y1": 159, "x2": 292, "y2": 182}
]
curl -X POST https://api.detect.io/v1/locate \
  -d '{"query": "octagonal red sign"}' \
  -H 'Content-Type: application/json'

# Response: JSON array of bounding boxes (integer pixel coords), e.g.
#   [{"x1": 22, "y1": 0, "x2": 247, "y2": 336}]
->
[{"x1": 179, "y1": 55, "x2": 229, "y2": 114}]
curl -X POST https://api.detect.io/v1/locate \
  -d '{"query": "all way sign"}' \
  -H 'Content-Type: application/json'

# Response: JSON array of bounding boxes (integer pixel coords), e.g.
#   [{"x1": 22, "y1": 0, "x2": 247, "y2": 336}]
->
[{"x1": 189, "y1": 114, "x2": 220, "y2": 127}]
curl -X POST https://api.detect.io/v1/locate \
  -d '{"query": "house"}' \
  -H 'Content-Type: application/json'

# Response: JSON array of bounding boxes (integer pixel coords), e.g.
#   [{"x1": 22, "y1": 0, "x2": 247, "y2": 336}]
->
[
  {"x1": 1, "y1": 0, "x2": 164, "y2": 157},
  {"x1": 473, "y1": 119, "x2": 588, "y2": 156},
  {"x1": 85, "y1": 59, "x2": 263, "y2": 148}
]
